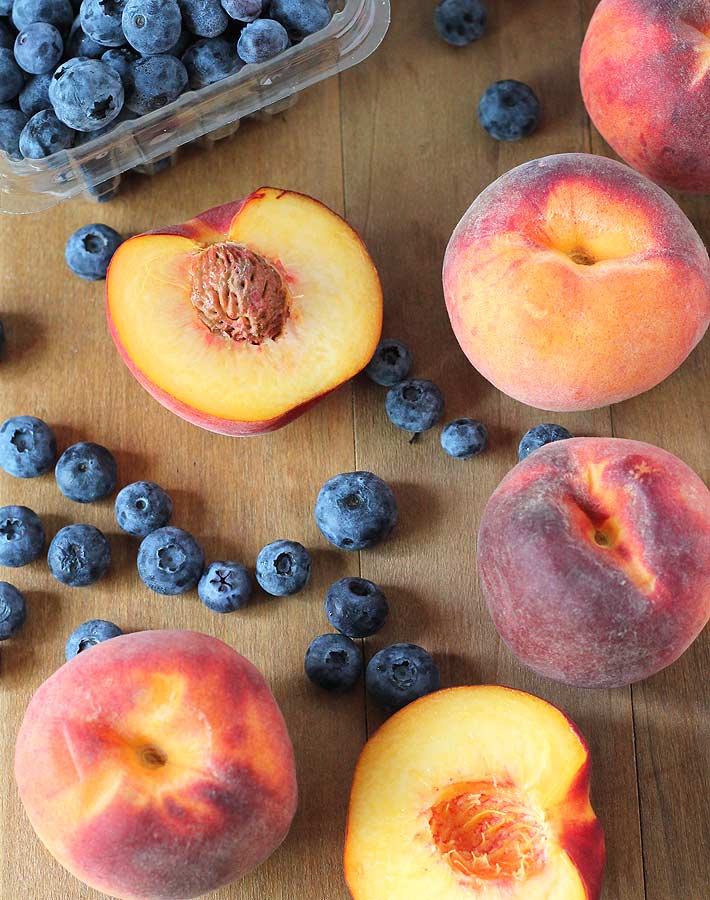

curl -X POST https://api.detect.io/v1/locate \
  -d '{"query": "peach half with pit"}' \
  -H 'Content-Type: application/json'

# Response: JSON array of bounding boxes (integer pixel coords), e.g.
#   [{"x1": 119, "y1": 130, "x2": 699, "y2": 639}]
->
[{"x1": 106, "y1": 188, "x2": 383, "y2": 435}]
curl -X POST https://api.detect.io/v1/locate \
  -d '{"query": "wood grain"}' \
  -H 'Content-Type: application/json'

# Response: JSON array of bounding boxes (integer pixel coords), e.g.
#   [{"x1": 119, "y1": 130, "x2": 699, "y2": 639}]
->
[{"x1": 0, "y1": 1, "x2": 708, "y2": 898}]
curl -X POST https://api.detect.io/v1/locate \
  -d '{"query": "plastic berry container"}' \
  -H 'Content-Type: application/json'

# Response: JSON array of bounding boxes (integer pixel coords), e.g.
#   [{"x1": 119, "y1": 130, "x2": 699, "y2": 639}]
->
[{"x1": 0, "y1": 1, "x2": 390, "y2": 214}]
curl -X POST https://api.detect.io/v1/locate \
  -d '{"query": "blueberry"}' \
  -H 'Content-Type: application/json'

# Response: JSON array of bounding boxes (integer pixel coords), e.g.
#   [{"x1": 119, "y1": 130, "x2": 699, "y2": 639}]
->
[
  {"x1": 66, "y1": 15, "x2": 105, "y2": 58},
  {"x1": 101, "y1": 45, "x2": 138, "y2": 87},
  {"x1": 315, "y1": 471, "x2": 397, "y2": 551},
  {"x1": 518, "y1": 423, "x2": 573, "y2": 461},
  {"x1": 305, "y1": 633, "x2": 362, "y2": 693},
  {"x1": 137, "y1": 526, "x2": 204, "y2": 595},
  {"x1": 14, "y1": 22, "x2": 63, "y2": 74},
  {"x1": 177, "y1": 0, "x2": 228, "y2": 37},
  {"x1": 0, "y1": 416, "x2": 57, "y2": 478},
  {"x1": 51, "y1": 58, "x2": 124, "y2": 132},
  {"x1": 0, "y1": 506, "x2": 45, "y2": 567},
  {"x1": 19, "y1": 109, "x2": 76, "y2": 157},
  {"x1": 220, "y1": 0, "x2": 262, "y2": 23},
  {"x1": 255, "y1": 539, "x2": 311, "y2": 596},
  {"x1": 0, "y1": 22, "x2": 14, "y2": 51},
  {"x1": 0, "y1": 48, "x2": 25, "y2": 103},
  {"x1": 270, "y1": 0, "x2": 331, "y2": 41},
  {"x1": 65, "y1": 223, "x2": 122, "y2": 280},
  {"x1": 325, "y1": 577, "x2": 389, "y2": 639},
  {"x1": 182, "y1": 36, "x2": 241, "y2": 89},
  {"x1": 237, "y1": 18, "x2": 289, "y2": 64},
  {"x1": 124, "y1": 54, "x2": 188, "y2": 114},
  {"x1": 115, "y1": 480, "x2": 173, "y2": 537},
  {"x1": 198, "y1": 561, "x2": 252, "y2": 612},
  {"x1": 0, "y1": 107, "x2": 28, "y2": 159},
  {"x1": 385, "y1": 378, "x2": 444, "y2": 434},
  {"x1": 48, "y1": 524, "x2": 111, "y2": 587},
  {"x1": 55, "y1": 441, "x2": 118, "y2": 503},
  {"x1": 65, "y1": 618, "x2": 122, "y2": 660},
  {"x1": 49, "y1": 57, "x2": 89, "y2": 106},
  {"x1": 122, "y1": 0, "x2": 182, "y2": 55},
  {"x1": 0, "y1": 582, "x2": 27, "y2": 640},
  {"x1": 366, "y1": 643, "x2": 440, "y2": 711},
  {"x1": 19, "y1": 73, "x2": 52, "y2": 116},
  {"x1": 13, "y1": 0, "x2": 74, "y2": 33},
  {"x1": 80, "y1": 0, "x2": 127, "y2": 47},
  {"x1": 479, "y1": 79, "x2": 540, "y2": 141},
  {"x1": 441, "y1": 418, "x2": 488, "y2": 459},
  {"x1": 435, "y1": 0, "x2": 486, "y2": 47},
  {"x1": 364, "y1": 338, "x2": 413, "y2": 387}
]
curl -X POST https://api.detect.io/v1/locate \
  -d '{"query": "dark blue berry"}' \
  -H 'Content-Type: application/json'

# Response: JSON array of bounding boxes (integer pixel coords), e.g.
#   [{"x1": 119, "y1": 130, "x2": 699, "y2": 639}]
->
[
  {"x1": 256, "y1": 539, "x2": 311, "y2": 596},
  {"x1": 365, "y1": 338, "x2": 413, "y2": 387},
  {"x1": 19, "y1": 74, "x2": 52, "y2": 116},
  {"x1": 55, "y1": 442, "x2": 118, "y2": 503},
  {"x1": 101, "y1": 46, "x2": 139, "y2": 87},
  {"x1": 220, "y1": 0, "x2": 262, "y2": 23},
  {"x1": 13, "y1": 0, "x2": 74, "y2": 33},
  {"x1": 385, "y1": 378, "x2": 444, "y2": 434},
  {"x1": 366, "y1": 643, "x2": 440, "y2": 711},
  {"x1": 65, "y1": 618, "x2": 122, "y2": 660},
  {"x1": 122, "y1": 0, "x2": 182, "y2": 55},
  {"x1": 0, "y1": 582, "x2": 27, "y2": 640},
  {"x1": 518, "y1": 423, "x2": 573, "y2": 461},
  {"x1": 49, "y1": 56, "x2": 89, "y2": 105},
  {"x1": 305, "y1": 633, "x2": 362, "y2": 693},
  {"x1": 137, "y1": 526, "x2": 204, "y2": 595},
  {"x1": 479, "y1": 79, "x2": 540, "y2": 141},
  {"x1": 19, "y1": 109, "x2": 76, "y2": 157},
  {"x1": 270, "y1": 0, "x2": 331, "y2": 41},
  {"x1": 441, "y1": 418, "x2": 488, "y2": 459},
  {"x1": 237, "y1": 18, "x2": 289, "y2": 64},
  {"x1": 80, "y1": 0, "x2": 127, "y2": 47},
  {"x1": 66, "y1": 15, "x2": 105, "y2": 58},
  {"x1": 124, "y1": 54, "x2": 188, "y2": 114},
  {"x1": 177, "y1": 0, "x2": 228, "y2": 37},
  {"x1": 48, "y1": 524, "x2": 111, "y2": 587},
  {"x1": 198, "y1": 561, "x2": 252, "y2": 612},
  {"x1": 0, "y1": 48, "x2": 25, "y2": 103},
  {"x1": 115, "y1": 480, "x2": 173, "y2": 537},
  {"x1": 0, "y1": 506, "x2": 45, "y2": 567},
  {"x1": 0, "y1": 416, "x2": 57, "y2": 478},
  {"x1": 435, "y1": 0, "x2": 486, "y2": 47},
  {"x1": 14, "y1": 22, "x2": 64, "y2": 74},
  {"x1": 182, "y1": 37, "x2": 241, "y2": 89},
  {"x1": 51, "y1": 58, "x2": 124, "y2": 132},
  {"x1": 325, "y1": 577, "x2": 389, "y2": 639},
  {"x1": 315, "y1": 471, "x2": 397, "y2": 551},
  {"x1": 0, "y1": 108, "x2": 28, "y2": 159},
  {"x1": 65, "y1": 223, "x2": 122, "y2": 280}
]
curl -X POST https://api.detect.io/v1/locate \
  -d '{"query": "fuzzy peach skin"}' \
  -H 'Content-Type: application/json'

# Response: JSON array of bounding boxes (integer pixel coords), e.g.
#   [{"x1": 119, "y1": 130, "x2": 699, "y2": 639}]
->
[
  {"x1": 581, "y1": 0, "x2": 710, "y2": 192},
  {"x1": 106, "y1": 188, "x2": 383, "y2": 436},
  {"x1": 14, "y1": 630, "x2": 298, "y2": 900},
  {"x1": 345, "y1": 686, "x2": 605, "y2": 900},
  {"x1": 478, "y1": 438, "x2": 710, "y2": 688},
  {"x1": 443, "y1": 153, "x2": 710, "y2": 411}
]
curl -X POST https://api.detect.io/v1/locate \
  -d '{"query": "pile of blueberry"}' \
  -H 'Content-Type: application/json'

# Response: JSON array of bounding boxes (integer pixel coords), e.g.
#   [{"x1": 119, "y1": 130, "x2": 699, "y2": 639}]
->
[{"x1": 0, "y1": 0, "x2": 334, "y2": 162}]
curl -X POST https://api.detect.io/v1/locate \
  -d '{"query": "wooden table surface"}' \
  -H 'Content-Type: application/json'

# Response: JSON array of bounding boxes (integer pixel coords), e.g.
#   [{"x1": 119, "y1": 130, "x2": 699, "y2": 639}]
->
[{"x1": 1, "y1": 2, "x2": 708, "y2": 898}]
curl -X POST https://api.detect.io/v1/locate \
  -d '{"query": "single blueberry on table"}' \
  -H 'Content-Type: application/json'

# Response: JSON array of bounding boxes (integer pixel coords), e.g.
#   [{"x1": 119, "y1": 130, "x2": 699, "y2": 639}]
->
[
  {"x1": 365, "y1": 338, "x2": 413, "y2": 387},
  {"x1": 115, "y1": 480, "x2": 173, "y2": 537},
  {"x1": 518, "y1": 423, "x2": 573, "y2": 461},
  {"x1": 441, "y1": 418, "x2": 488, "y2": 459},
  {"x1": 315, "y1": 471, "x2": 397, "y2": 551},
  {"x1": 479, "y1": 79, "x2": 540, "y2": 141},
  {"x1": 14, "y1": 22, "x2": 64, "y2": 74},
  {"x1": 435, "y1": 0, "x2": 486, "y2": 47},
  {"x1": 0, "y1": 582, "x2": 27, "y2": 640},
  {"x1": 65, "y1": 618, "x2": 122, "y2": 660},
  {"x1": 325, "y1": 577, "x2": 389, "y2": 639},
  {"x1": 0, "y1": 108, "x2": 29, "y2": 160},
  {"x1": 256, "y1": 539, "x2": 311, "y2": 596},
  {"x1": 48, "y1": 524, "x2": 112, "y2": 587},
  {"x1": 122, "y1": 0, "x2": 183, "y2": 56},
  {"x1": 124, "y1": 54, "x2": 188, "y2": 115},
  {"x1": 19, "y1": 109, "x2": 76, "y2": 158},
  {"x1": 0, "y1": 416, "x2": 57, "y2": 478},
  {"x1": 66, "y1": 16, "x2": 106, "y2": 58},
  {"x1": 182, "y1": 37, "x2": 242, "y2": 89},
  {"x1": 220, "y1": 0, "x2": 262, "y2": 23},
  {"x1": 19, "y1": 74, "x2": 53, "y2": 117},
  {"x1": 65, "y1": 223, "x2": 122, "y2": 280},
  {"x1": 198, "y1": 561, "x2": 252, "y2": 612},
  {"x1": 177, "y1": 0, "x2": 229, "y2": 38},
  {"x1": 80, "y1": 0, "x2": 128, "y2": 47},
  {"x1": 137, "y1": 526, "x2": 205, "y2": 595},
  {"x1": 385, "y1": 378, "x2": 444, "y2": 434},
  {"x1": 55, "y1": 441, "x2": 118, "y2": 503},
  {"x1": 0, "y1": 506, "x2": 45, "y2": 567},
  {"x1": 101, "y1": 46, "x2": 139, "y2": 87},
  {"x1": 51, "y1": 58, "x2": 124, "y2": 132},
  {"x1": 237, "y1": 18, "x2": 290, "y2": 64},
  {"x1": 305, "y1": 633, "x2": 363, "y2": 693},
  {"x1": 270, "y1": 0, "x2": 332, "y2": 41},
  {"x1": 13, "y1": 0, "x2": 74, "y2": 33},
  {"x1": 0, "y1": 48, "x2": 25, "y2": 103},
  {"x1": 366, "y1": 643, "x2": 440, "y2": 711}
]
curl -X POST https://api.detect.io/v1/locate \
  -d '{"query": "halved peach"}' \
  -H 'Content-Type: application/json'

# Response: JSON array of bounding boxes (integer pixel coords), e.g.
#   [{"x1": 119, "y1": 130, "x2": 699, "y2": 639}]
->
[
  {"x1": 106, "y1": 188, "x2": 383, "y2": 435},
  {"x1": 345, "y1": 686, "x2": 605, "y2": 900}
]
